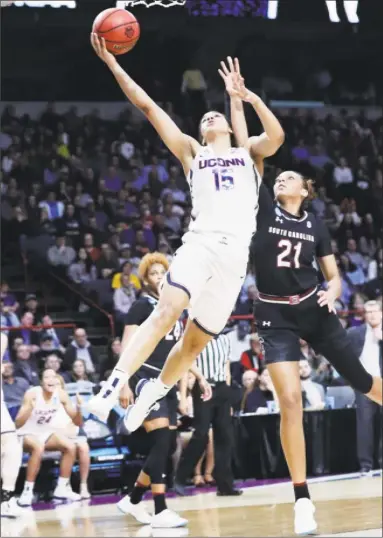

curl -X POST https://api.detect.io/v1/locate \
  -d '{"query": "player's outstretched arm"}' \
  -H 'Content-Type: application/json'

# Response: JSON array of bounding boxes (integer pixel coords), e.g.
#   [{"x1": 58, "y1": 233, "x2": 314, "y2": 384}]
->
[
  {"x1": 91, "y1": 33, "x2": 198, "y2": 169},
  {"x1": 219, "y1": 57, "x2": 249, "y2": 148},
  {"x1": 219, "y1": 57, "x2": 284, "y2": 160}
]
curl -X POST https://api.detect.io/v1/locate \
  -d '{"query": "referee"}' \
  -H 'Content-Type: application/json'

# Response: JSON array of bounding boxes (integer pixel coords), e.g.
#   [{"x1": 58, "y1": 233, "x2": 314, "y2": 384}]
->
[{"x1": 175, "y1": 333, "x2": 242, "y2": 496}]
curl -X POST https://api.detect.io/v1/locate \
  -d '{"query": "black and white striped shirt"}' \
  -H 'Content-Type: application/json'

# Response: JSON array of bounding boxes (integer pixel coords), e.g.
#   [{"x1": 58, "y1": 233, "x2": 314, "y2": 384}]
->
[{"x1": 196, "y1": 333, "x2": 231, "y2": 383}]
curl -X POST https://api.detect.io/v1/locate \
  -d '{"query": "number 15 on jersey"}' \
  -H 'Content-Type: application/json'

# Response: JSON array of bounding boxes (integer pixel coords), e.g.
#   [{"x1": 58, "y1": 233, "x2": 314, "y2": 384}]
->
[{"x1": 213, "y1": 168, "x2": 234, "y2": 191}]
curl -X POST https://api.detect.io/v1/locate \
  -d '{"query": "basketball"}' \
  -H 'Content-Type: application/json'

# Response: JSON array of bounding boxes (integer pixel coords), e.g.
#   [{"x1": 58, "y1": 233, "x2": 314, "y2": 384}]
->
[{"x1": 92, "y1": 8, "x2": 140, "y2": 56}]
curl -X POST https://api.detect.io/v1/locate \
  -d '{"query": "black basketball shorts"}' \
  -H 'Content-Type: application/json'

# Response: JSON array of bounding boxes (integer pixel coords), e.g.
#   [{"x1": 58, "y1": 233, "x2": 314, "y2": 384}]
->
[
  {"x1": 255, "y1": 293, "x2": 347, "y2": 365},
  {"x1": 129, "y1": 365, "x2": 178, "y2": 427}
]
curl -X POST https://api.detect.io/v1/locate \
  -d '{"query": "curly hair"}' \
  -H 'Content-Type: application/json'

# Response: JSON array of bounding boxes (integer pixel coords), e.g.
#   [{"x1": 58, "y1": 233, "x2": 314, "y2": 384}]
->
[{"x1": 138, "y1": 252, "x2": 170, "y2": 282}]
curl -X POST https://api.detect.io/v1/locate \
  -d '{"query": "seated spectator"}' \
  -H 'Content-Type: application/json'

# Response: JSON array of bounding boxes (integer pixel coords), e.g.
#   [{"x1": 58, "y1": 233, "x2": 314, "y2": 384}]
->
[
  {"x1": 43, "y1": 158, "x2": 59, "y2": 187},
  {"x1": 240, "y1": 333, "x2": 265, "y2": 374},
  {"x1": 96, "y1": 243, "x2": 119, "y2": 279},
  {"x1": 240, "y1": 369, "x2": 278, "y2": 414},
  {"x1": 58, "y1": 203, "x2": 82, "y2": 247},
  {"x1": 43, "y1": 353, "x2": 70, "y2": 381},
  {"x1": 291, "y1": 139, "x2": 310, "y2": 162},
  {"x1": 367, "y1": 247, "x2": 382, "y2": 282},
  {"x1": 39, "y1": 191, "x2": 64, "y2": 220},
  {"x1": 163, "y1": 203, "x2": 181, "y2": 235},
  {"x1": 68, "y1": 247, "x2": 97, "y2": 284},
  {"x1": 339, "y1": 255, "x2": 365, "y2": 288},
  {"x1": 133, "y1": 229, "x2": 151, "y2": 257},
  {"x1": 113, "y1": 274, "x2": 136, "y2": 323},
  {"x1": 2, "y1": 361, "x2": 30, "y2": 408},
  {"x1": 40, "y1": 314, "x2": 66, "y2": 352},
  {"x1": 333, "y1": 157, "x2": 354, "y2": 189},
  {"x1": 13, "y1": 344, "x2": 40, "y2": 387},
  {"x1": 68, "y1": 358, "x2": 94, "y2": 384},
  {"x1": 38, "y1": 207, "x2": 58, "y2": 236},
  {"x1": 348, "y1": 292, "x2": 367, "y2": 328},
  {"x1": 47, "y1": 235, "x2": 76, "y2": 268},
  {"x1": 111, "y1": 261, "x2": 141, "y2": 291},
  {"x1": 36, "y1": 335, "x2": 64, "y2": 365},
  {"x1": 345, "y1": 238, "x2": 368, "y2": 273},
  {"x1": 63, "y1": 328, "x2": 99, "y2": 376},
  {"x1": 24, "y1": 294, "x2": 44, "y2": 324},
  {"x1": 0, "y1": 281, "x2": 20, "y2": 314},
  {"x1": 0, "y1": 300, "x2": 20, "y2": 333},
  {"x1": 101, "y1": 337, "x2": 121, "y2": 380},
  {"x1": 14, "y1": 311, "x2": 40, "y2": 351},
  {"x1": 16, "y1": 368, "x2": 82, "y2": 506},
  {"x1": 83, "y1": 233, "x2": 101, "y2": 262},
  {"x1": 299, "y1": 359, "x2": 325, "y2": 410},
  {"x1": 228, "y1": 321, "x2": 251, "y2": 363},
  {"x1": 118, "y1": 243, "x2": 133, "y2": 266},
  {"x1": 161, "y1": 171, "x2": 187, "y2": 206}
]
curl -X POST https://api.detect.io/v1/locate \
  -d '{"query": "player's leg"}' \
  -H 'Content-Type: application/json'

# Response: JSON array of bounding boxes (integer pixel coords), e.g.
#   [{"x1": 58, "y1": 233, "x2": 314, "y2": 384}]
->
[
  {"x1": 44, "y1": 434, "x2": 80, "y2": 501},
  {"x1": 309, "y1": 312, "x2": 382, "y2": 405},
  {"x1": 1, "y1": 431, "x2": 23, "y2": 518},
  {"x1": 18, "y1": 435, "x2": 45, "y2": 507},
  {"x1": 88, "y1": 242, "x2": 211, "y2": 420},
  {"x1": 260, "y1": 327, "x2": 317, "y2": 535},
  {"x1": 76, "y1": 438, "x2": 91, "y2": 499}
]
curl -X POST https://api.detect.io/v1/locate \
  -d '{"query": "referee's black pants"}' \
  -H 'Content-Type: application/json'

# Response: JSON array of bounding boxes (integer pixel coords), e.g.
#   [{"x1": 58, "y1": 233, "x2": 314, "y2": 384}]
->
[
  {"x1": 355, "y1": 391, "x2": 382, "y2": 471},
  {"x1": 176, "y1": 382, "x2": 235, "y2": 492}
]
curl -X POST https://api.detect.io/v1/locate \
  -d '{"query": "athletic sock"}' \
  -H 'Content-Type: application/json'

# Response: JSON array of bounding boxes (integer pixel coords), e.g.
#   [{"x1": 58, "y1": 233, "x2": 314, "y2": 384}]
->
[
  {"x1": 57, "y1": 477, "x2": 69, "y2": 489},
  {"x1": 151, "y1": 378, "x2": 171, "y2": 399},
  {"x1": 24, "y1": 481, "x2": 34, "y2": 493},
  {"x1": 153, "y1": 493, "x2": 167, "y2": 514},
  {"x1": 130, "y1": 481, "x2": 149, "y2": 505},
  {"x1": 293, "y1": 481, "x2": 310, "y2": 501},
  {"x1": 100, "y1": 368, "x2": 129, "y2": 398}
]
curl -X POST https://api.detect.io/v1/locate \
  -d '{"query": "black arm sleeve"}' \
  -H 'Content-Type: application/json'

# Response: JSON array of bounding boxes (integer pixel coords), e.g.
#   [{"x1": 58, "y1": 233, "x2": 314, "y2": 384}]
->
[
  {"x1": 124, "y1": 299, "x2": 152, "y2": 327},
  {"x1": 257, "y1": 183, "x2": 274, "y2": 227},
  {"x1": 315, "y1": 217, "x2": 333, "y2": 258}
]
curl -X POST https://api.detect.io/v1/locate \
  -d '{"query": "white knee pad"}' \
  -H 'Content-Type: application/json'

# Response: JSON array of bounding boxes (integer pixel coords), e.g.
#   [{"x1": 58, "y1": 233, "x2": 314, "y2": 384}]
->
[{"x1": 1, "y1": 432, "x2": 23, "y2": 491}]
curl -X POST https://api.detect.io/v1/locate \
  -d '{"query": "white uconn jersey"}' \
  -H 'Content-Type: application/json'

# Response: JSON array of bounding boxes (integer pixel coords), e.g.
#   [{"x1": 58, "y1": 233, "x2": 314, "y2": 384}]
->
[
  {"x1": 187, "y1": 146, "x2": 261, "y2": 250},
  {"x1": 18, "y1": 387, "x2": 62, "y2": 435}
]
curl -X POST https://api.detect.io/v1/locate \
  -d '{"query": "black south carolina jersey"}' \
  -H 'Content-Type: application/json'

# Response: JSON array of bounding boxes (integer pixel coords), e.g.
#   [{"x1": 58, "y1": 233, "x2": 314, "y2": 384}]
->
[
  {"x1": 251, "y1": 184, "x2": 333, "y2": 296},
  {"x1": 125, "y1": 294, "x2": 183, "y2": 370}
]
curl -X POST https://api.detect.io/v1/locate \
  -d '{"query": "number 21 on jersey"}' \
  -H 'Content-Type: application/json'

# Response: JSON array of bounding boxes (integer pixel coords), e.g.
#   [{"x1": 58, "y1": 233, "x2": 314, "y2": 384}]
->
[{"x1": 277, "y1": 239, "x2": 302, "y2": 268}]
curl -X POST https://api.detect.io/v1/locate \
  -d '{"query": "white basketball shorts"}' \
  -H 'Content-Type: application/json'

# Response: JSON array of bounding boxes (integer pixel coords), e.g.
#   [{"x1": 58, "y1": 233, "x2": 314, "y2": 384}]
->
[
  {"x1": 1, "y1": 399, "x2": 16, "y2": 435},
  {"x1": 166, "y1": 232, "x2": 248, "y2": 335}
]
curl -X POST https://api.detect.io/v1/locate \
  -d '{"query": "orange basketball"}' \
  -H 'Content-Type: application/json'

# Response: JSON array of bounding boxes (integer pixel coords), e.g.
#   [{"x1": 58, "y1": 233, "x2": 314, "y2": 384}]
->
[{"x1": 92, "y1": 8, "x2": 140, "y2": 56}]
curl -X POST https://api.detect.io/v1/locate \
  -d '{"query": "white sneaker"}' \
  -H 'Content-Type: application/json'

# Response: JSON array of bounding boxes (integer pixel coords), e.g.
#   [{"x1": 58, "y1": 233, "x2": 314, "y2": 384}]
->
[
  {"x1": 151, "y1": 509, "x2": 188, "y2": 528},
  {"x1": 117, "y1": 496, "x2": 152, "y2": 524},
  {"x1": 124, "y1": 380, "x2": 162, "y2": 433},
  {"x1": 80, "y1": 484, "x2": 91, "y2": 500},
  {"x1": 294, "y1": 498, "x2": 317, "y2": 535},
  {"x1": 53, "y1": 484, "x2": 81, "y2": 502},
  {"x1": 85, "y1": 393, "x2": 114, "y2": 423},
  {"x1": 1, "y1": 497, "x2": 23, "y2": 518},
  {"x1": 17, "y1": 489, "x2": 33, "y2": 508}
]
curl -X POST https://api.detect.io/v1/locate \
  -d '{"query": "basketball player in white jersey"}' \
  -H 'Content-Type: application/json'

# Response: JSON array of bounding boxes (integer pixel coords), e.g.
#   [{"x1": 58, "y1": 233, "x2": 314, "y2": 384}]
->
[
  {"x1": 1, "y1": 333, "x2": 23, "y2": 518},
  {"x1": 87, "y1": 36, "x2": 284, "y2": 431},
  {"x1": 53, "y1": 375, "x2": 91, "y2": 499},
  {"x1": 16, "y1": 369, "x2": 82, "y2": 506}
]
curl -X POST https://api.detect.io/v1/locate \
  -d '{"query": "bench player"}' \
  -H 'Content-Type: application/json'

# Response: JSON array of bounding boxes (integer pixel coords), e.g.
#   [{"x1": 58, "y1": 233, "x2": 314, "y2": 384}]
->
[
  {"x1": 16, "y1": 368, "x2": 83, "y2": 506},
  {"x1": 222, "y1": 59, "x2": 382, "y2": 535},
  {"x1": 116, "y1": 252, "x2": 210, "y2": 528},
  {"x1": 86, "y1": 37, "x2": 284, "y2": 431},
  {"x1": 1, "y1": 332, "x2": 23, "y2": 518}
]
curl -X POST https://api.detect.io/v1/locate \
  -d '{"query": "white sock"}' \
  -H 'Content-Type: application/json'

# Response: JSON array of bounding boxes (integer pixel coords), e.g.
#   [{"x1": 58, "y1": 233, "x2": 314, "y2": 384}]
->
[
  {"x1": 152, "y1": 378, "x2": 171, "y2": 398},
  {"x1": 57, "y1": 477, "x2": 69, "y2": 489},
  {"x1": 24, "y1": 481, "x2": 34, "y2": 492},
  {"x1": 325, "y1": 0, "x2": 340, "y2": 22},
  {"x1": 101, "y1": 368, "x2": 129, "y2": 398},
  {"x1": 343, "y1": 0, "x2": 359, "y2": 23}
]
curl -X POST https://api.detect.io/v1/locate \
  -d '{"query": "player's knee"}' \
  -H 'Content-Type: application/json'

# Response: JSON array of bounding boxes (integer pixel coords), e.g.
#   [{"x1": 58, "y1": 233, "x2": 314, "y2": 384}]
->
[
  {"x1": 78, "y1": 443, "x2": 89, "y2": 457},
  {"x1": 62, "y1": 441, "x2": 76, "y2": 458},
  {"x1": 279, "y1": 389, "x2": 302, "y2": 415},
  {"x1": 181, "y1": 331, "x2": 207, "y2": 357},
  {"x1": 32, "y1": 443, "x2": 45, "y2": 459}
]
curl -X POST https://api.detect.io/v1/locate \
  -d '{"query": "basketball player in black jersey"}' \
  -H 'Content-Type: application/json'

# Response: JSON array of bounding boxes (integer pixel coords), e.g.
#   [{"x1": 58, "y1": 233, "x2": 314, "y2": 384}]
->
[
  {"x1": 116, "y1": 252, "x2": 211, "y2": 529},
  {"x1": 220, "y1": 57, "x2": 382, "y2": 536}
]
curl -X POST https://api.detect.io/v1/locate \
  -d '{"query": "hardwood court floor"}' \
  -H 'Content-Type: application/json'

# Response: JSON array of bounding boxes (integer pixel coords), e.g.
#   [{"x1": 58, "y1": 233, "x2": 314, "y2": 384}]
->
[{"x1": 2, "y1": 474, "x2": 381, "y2": 537}]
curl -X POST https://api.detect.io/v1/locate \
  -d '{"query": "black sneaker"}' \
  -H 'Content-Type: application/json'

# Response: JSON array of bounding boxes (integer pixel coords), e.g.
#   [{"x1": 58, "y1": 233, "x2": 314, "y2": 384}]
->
[{"x1": 217, "y1": 488, "x2": 243, "y2": 496}]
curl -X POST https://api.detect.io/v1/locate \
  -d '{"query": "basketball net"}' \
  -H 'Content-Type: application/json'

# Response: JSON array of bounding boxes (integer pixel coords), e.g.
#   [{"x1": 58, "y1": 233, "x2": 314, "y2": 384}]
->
[{"x1": 117, "y1": 0, "x2": 186, "y2": 7}]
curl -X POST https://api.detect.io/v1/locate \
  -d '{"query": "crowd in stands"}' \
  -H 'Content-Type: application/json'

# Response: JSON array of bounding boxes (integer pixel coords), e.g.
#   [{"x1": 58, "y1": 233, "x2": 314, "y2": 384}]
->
[{"x1": 1, "y1": 101, "x2": 382, "y2": 417}]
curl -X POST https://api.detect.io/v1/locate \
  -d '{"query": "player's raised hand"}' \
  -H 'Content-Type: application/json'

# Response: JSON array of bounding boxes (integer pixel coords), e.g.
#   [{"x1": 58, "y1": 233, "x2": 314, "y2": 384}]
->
[
  {"x1": 218, "y1": 57, "x2": 253, "y2": 102},
  {"x1": 198, "y1": 377, "x2": 213, "y2": 402},
  {"x1": 90, "y1": 33, "x2": 116, "y2": 66},
  {"x1": 317, "y1": 290, "x2": 336, "y2": 314}
]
